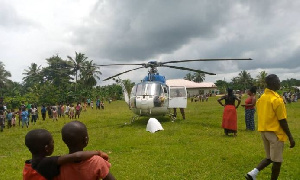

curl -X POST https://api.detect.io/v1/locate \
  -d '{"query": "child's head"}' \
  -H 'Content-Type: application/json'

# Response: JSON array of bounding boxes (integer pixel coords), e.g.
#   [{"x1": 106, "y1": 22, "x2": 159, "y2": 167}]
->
[
  {"x1": 61, "y1": 121, "x2": 89, "y2": 150},
  {"x1": 22, "y1": 106, "x2": 26, "y2": 111},
  {"x1": 25, "y1": 129, "x2": 54, "y2": 156}
]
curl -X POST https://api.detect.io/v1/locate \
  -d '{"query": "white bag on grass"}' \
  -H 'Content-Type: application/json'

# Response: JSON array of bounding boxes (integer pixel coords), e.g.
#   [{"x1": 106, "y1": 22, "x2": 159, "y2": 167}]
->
[{"x1": 146, "y1": 118, "x2": 164, "y2": 133}]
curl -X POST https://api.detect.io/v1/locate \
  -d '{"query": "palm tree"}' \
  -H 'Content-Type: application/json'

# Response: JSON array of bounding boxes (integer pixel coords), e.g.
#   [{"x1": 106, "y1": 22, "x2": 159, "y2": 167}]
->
[
  {"x1": 22, "y1": 63, "x2": 42, "y2": 87},
  {"x1": 67, "y1": 52, "x2": 89, "y2": 91},
  {"x1": 193, "y1": 72, "x2": 205, "y2": 83},
  {"x1": 256, "y1": 71, "x2": 268, "y2": 91},
  {"x1": 122, "y1": 79, "x2": 135, "y2": 95},
  {"x1": 184, "y1": 73, "x2": 193, "y2": 81},
  {"x1": 81, "y1": 60, "x2": 102, "y2": 87},
  {"x1": 237, "y1": 70, "x2": 253, "y2": 91}
]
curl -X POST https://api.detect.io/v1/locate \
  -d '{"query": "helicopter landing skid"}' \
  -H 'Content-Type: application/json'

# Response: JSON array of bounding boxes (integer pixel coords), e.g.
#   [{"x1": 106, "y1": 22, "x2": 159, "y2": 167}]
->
[{"x1": 131, "y1": 115, "x2": 140, "y2": 123}]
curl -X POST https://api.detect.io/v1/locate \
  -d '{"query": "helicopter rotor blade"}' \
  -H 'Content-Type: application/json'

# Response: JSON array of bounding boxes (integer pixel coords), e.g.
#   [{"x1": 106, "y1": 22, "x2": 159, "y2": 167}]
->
[
  {"x1": 161, "y1": 58, "x2": 252, "y2": 64},
  {"x1": 95, "y1": 63, "x2": 145, "y2": 67},
  {"x1": 103, "y1": 66, "x2": 144, "y2": 81},
  {"x1": 162, "y1": 65, "x2": 216, "y2": 75}
]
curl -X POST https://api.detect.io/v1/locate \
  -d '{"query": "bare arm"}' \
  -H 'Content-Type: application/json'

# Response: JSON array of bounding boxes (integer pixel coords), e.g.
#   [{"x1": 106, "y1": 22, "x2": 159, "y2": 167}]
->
[
  {"x1": 217, "y1": 96, "x2": 225, "y2": 106},
  {"x1": 251, "y1": 96, "x2": 256, "y2": 106},
  {"x1": 279, "y1": 119, "x2": 295, "y2": 148},
  {"x1": 103, "y1": 172, "x2": 116, "y2": 180},
  {"x1": 235, "y1": 97, "x2": 241, "y2": 109},
  {"x1": 57, "y1": 151, "x2": 108, "y2": 165}
]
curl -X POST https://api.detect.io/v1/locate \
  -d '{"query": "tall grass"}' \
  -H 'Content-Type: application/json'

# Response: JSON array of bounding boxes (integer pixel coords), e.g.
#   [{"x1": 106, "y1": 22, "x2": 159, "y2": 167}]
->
[{"x1": 0, "y1": 96, "x2": 299, "y2": 179}]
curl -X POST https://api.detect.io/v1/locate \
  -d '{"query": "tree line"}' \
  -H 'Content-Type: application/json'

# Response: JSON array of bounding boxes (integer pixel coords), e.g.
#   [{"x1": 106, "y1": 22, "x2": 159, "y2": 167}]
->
[
  {"x1": 0, "y1": 52, "x2": 132, "y2": 109},
  {"x1": 184, "y1": 70, "x2": 300, "y2": 94}
]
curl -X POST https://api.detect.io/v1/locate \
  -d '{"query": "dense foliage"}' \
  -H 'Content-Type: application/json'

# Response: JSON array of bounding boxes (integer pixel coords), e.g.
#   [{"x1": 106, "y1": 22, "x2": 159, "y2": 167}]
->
[{"x1": 0, "y1": 53, "x2": 133, "y2": 109}]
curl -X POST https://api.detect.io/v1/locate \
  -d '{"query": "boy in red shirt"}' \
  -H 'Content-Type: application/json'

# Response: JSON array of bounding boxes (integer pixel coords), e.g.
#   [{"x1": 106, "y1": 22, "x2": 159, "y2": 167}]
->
[{"x1": 59, "y1": 121, "x2": 115, "y2": 180}]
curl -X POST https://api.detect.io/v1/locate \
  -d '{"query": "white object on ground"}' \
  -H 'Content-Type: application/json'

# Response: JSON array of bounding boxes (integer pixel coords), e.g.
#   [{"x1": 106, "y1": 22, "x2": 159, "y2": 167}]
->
[{"x1": 146, "y1": 118, "x2": 164, "y2": 133}]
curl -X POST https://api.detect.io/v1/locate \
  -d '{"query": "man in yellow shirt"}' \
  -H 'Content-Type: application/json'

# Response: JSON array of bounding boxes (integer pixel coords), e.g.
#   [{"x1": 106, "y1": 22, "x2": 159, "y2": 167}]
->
[{"x1": 245, "y1": 74, "x2": 295, "y2": 180}]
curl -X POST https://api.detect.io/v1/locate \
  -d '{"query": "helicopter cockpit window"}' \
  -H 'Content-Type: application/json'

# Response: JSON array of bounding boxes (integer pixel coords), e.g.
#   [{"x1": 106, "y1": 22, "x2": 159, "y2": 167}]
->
[
  {"x1": 146, "y1": 83, "x2": 162, "y2": 96},
  {"x1": 136, "y1": 83, "x2": 162, "y2": 96},
  {"x1": 136, "y1": 84, "x2": 144, "y2": 96}
]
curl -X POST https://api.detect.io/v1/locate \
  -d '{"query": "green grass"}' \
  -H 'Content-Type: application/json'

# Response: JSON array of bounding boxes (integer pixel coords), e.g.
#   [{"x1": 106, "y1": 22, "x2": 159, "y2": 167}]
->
[{"x1": 1, "y1": 96, "x2": 299, "y2": 179}]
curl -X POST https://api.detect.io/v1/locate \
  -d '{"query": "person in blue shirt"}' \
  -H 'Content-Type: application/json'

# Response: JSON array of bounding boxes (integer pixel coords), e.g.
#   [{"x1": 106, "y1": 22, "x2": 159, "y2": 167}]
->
[
  {"x1": 21, "y1": 107, "x2": 29, "y2": 128},
  {"x1": 41, "y1": 105, "x2": 47, "y2": 120}
]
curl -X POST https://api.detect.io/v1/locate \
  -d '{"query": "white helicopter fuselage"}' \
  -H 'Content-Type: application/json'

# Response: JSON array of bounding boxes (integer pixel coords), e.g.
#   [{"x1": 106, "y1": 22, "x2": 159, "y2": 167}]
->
[{"x1": 127, "y1": 81, "x2": 187, "y2": 116}]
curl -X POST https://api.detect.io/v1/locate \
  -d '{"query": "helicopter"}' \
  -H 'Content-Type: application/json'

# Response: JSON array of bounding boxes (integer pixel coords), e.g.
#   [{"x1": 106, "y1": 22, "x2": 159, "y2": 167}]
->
[{"x1": 99, "y1": 58, "x2": 252, "y2": 122}]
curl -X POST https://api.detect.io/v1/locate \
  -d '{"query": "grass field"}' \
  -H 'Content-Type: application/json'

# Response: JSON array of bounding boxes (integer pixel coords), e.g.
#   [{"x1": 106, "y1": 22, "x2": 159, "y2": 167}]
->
[{"x1": 1, "y1": 96, "x2": 299, "y2": 180}]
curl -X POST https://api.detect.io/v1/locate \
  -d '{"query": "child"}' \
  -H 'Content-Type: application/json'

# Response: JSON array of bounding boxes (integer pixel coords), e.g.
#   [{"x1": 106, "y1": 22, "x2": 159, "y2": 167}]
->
[
  {"x1": 23, "y1": 129, "x2": 108, "y2": 180},
  {"x1": 6, "y1": 110, "x2": 12, "y2": 128},
  {"x1": 21, "y1": 107, "x2": 29, "y2": 128},
  {"x1": 6, "y1": 110, "x2": 11, "y2": 128},
  {"x1": 69, "y1": 105, "x2": 75, "y2": 119},
  {"x1": 31, "y1": 105, "x2": 37, "y2": 125},
  {"x1": 65, "y1": 104, "x2": 70, "y2": 118},
  {"x1": 59, "y1": 121, "x2": 115, "y2": 180},
  {"x1": 11, "y1": 109, "x2": 16, "y2": 127},
  {"x1": 52, "y1": 108, "x2": 58, "y2": 121},
  {"x1": 75, "y1": 103, "x2": 81, "y2": 119},
  {"x1": 57, "y1": 104, "x2": 62, "y2": 118},
  {"x1": 47, "y1": 106, "x2": 52, "y2": 119},
  {"x1": 101, "y1": 101, "x2": 105, "y2": 109},
  {"x1": 90, "y1": 101, "x2": 94, "y2": 109},
  {"x1": 60, "y1": 104, "x2": 65, "y2": 118}
]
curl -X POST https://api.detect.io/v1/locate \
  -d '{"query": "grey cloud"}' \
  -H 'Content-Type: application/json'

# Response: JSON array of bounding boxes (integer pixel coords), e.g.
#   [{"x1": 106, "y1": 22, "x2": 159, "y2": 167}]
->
[
  {"x1": 71, "y1": 0, "x2": 235, "y2": 62},
  {"x1": 0, "y1": 2, "x2": 36, "y2": 29}
]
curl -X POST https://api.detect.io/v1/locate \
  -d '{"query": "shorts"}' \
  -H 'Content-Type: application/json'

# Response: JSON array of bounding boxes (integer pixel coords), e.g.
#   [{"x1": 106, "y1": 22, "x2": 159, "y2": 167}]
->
[{"x1": 261, "y1": 131, "x2": 284, "y2": 162}]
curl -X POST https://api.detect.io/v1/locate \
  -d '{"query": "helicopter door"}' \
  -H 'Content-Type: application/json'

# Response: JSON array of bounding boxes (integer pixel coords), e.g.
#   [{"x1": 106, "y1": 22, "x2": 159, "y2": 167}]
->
[{"x1": 168, "y1": 86, "x2": 187, "y2": 108}]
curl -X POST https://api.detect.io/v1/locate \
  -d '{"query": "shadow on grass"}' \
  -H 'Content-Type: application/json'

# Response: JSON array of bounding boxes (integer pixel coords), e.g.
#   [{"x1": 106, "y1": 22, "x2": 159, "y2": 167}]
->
[{"x1": 119, "y1": 116, "x2": 172, "y2": 128}]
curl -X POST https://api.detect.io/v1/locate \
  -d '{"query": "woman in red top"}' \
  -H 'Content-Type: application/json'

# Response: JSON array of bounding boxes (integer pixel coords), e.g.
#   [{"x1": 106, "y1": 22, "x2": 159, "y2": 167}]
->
[{"x1": 241, "y1": 86, "x2": 257, "y2": 131}]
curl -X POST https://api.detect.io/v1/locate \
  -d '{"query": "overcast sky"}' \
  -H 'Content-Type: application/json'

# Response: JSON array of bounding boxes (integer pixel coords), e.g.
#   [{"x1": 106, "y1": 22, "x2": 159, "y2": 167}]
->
[{"x1": 1, "y1": 0, "x2": 300, "y2": 85}]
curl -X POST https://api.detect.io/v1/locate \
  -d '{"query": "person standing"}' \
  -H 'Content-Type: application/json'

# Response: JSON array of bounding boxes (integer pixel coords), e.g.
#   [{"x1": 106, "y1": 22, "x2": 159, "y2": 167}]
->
[
  {"x1": 217, "y1": 88, "x2": 241, "y2": 136},
  {"x1": 21, "y1": 107, "x2": 29, "y2": 128},
  {"x1": 41, "y1": 105, "x2": 46, "y2": 120},
  {"x1": 245, "y1": 74, "x2": 295, "y2": 180},
  {"x1": 31, "y1": 105, "x2": 37, "y2": 125},
  {"x1": 0, "y1": 110, "x2": 4, "y2": 132},
  {"x1": 96, "y1": 98, "x2": 101, "y2": 110},
  {"x1": 241, "y1": 86, "x2": 257, "y2": 131},
  {"x1": 52, "y1": 107, "x2": 58, "y2": 121},
  {"x1": 87, "y1": 98, "x2": 91, "y2": 107}
]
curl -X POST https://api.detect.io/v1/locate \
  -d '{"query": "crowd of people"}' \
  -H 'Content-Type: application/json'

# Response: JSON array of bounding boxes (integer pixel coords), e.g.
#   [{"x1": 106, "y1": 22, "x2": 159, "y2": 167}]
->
[
  {"x1": 0, "y1": 97, "x2": 106, "y2": 132},
  {"x1": 190, "y1": 93, "x2": 212, "y2": 102},
  {"x1": 283, "y1": 91, "x2": 298, "y2": 103}
]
